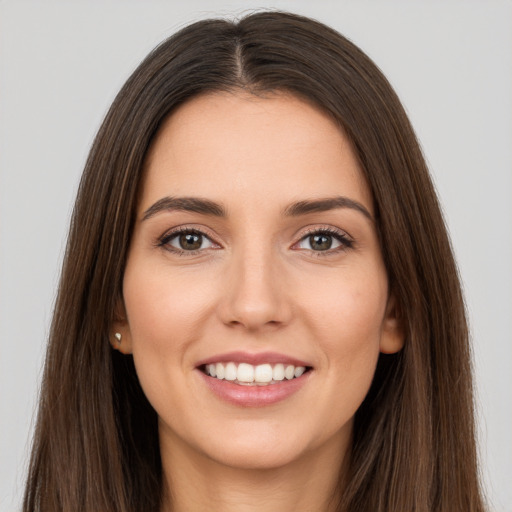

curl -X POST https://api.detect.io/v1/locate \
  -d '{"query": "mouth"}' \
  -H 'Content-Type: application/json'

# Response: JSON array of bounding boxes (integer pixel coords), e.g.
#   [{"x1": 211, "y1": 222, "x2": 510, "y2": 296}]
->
[
  {"x1": 196, "y1": 352, "x2": 313, "y2": 407},
  {"x1": 200, "y1": 362, "x2": 312, "y2": 386}
]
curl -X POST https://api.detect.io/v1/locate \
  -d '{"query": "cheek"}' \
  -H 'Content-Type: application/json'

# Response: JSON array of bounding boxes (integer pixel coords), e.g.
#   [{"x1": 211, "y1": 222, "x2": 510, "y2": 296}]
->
[
  {"x1": 123, "y1": 262, "x2": 212, "y2": 349},
  {"x1": 295, "y1": 262, "x2": 388, "y2": 397},
  {"x1": 121, "y1": 261, "x2": 224, "y2": 414},
  {"x1": 121, "y1": 262, "x2": 210, "y2": 408},
  {"x1": 298, "y1": 265, "x2": 388, "y2": 347}
]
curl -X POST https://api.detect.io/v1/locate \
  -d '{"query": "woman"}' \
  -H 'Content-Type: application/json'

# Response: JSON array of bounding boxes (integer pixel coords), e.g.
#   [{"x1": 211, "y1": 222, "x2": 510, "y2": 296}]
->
[{"x1": 23, "y1": 11, "x2": 486, "y2": 512}]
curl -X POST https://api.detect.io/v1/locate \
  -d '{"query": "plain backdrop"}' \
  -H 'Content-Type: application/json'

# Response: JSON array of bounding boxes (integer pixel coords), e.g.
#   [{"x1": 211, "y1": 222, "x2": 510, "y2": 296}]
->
[{"x1": 1, "y1": 1, "x2": 511, "y2": 511}]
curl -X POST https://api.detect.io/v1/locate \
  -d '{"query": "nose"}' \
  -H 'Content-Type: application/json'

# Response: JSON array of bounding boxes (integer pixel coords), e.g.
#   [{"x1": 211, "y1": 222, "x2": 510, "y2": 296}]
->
[{"x1": 217, "y1": 246, "x2": 292, "y2": 332}]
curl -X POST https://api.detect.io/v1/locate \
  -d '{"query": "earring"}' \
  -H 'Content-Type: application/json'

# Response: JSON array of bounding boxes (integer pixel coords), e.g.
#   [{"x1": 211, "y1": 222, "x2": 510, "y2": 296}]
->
[{"x1": 114, "y1": 332, "x2": 122, "y2": 344}]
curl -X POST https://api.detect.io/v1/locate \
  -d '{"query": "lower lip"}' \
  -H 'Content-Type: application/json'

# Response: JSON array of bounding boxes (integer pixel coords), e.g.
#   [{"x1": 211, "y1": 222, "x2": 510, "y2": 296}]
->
[{"x1": 197, "y1": 370, "x2": 311, "y2": 407}]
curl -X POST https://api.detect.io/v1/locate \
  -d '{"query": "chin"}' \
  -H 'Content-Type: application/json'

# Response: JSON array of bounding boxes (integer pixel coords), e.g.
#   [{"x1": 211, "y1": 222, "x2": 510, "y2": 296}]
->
[
  {"x1": 187, "y1": 418, "x2": 348, "y2": 472},
  {"x1": 206, "y1": 439, "x2": 311, "y2": 471}
]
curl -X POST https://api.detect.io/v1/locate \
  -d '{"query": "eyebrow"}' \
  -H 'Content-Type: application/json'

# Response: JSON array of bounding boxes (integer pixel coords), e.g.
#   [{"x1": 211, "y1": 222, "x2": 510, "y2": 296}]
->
[
  {"x1": 283, "y1": 197, "x2": 373, "y2": 221},
  {"x1": 142, "y1": 196, "x2": 226, "y2": 220},
  {"x1": 142, "y1": 195, "x2": 372, "y2": 222}
]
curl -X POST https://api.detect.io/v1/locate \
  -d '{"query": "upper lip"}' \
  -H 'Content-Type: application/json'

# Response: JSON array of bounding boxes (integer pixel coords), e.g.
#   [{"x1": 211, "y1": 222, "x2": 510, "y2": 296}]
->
[{"x1": 195, "y1": 351, "x2": 312, "y2": 368}]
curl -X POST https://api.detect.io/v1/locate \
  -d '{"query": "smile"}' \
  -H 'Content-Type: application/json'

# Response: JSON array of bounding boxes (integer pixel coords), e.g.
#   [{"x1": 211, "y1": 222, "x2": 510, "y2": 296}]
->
[
  {"x1": 203, "y1": 362, "x2": 308, "y2": 386},
  {"x1": 196, "y1": 352, "x2": 313, "y2": 407}
]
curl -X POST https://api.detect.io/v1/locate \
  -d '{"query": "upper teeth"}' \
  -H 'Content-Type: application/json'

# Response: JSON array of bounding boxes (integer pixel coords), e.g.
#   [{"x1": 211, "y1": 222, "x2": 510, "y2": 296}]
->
[{"x1": 205, "y1": 362, "x2": 306, "y2": 385}]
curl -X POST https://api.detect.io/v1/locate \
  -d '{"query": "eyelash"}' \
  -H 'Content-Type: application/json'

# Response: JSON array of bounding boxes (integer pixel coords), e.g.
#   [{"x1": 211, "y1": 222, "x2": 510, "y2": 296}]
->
[
  {"x1": 157, "y1": 226, "x2": 218, "y2": 256},
  {"x1": 295, "y1": 226, "x2": 354, "y2": 256},
  {"x1": 156, "y1": 226, "x2": 354, "y2": 257}
]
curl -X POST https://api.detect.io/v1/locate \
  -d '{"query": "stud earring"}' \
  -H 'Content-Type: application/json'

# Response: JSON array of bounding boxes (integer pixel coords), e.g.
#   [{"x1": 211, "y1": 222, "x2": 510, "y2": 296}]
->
[{"x1": 114, "y1": 332, "x2": 122, "y2": 344}]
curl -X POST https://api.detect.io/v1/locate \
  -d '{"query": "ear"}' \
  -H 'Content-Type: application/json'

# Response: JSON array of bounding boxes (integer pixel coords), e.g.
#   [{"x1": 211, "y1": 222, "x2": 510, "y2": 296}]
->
[
  {"x1": 379, "y1": 293, "x2": 405, "y2": 354},
  {"x1": 110, "y1": 298, "x2": 133, "y2": 355}
]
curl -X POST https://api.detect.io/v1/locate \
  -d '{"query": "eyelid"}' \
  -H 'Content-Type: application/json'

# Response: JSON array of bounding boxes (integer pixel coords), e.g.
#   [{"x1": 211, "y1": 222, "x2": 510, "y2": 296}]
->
[
  {"x1": 291, "y1": 225, "x2": 354, "y2": 253},
  {"x1": 157, "y1": 225, "x2": 222, "y2": 254},
  {"x1": 294, "y1": 224, "x2": 353, "y2": 242}
]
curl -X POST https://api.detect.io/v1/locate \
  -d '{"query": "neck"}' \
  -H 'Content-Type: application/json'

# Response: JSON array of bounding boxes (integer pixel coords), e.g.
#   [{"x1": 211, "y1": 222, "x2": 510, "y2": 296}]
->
[{"x1": 159, "y1": 431, "x2": 349, "y2": 512}]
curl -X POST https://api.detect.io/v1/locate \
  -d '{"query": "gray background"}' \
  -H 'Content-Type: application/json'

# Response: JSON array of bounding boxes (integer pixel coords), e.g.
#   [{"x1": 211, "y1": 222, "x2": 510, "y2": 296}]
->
[{"x1": 1, "y1": 1, "x2": 511, "y2": 510}]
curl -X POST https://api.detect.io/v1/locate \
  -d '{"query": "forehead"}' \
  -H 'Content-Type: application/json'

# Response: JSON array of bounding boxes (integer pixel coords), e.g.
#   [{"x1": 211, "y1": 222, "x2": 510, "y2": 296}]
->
[{"x1": 140, "y1": 91, "x2": 373, "y2": 214}]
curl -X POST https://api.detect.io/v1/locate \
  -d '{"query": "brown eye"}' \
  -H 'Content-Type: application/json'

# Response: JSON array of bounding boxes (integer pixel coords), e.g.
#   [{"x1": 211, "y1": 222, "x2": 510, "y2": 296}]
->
[
  {"x1": 162, "y1": 229, "x2": 216, "y2": 252},
  {"x1": 294, "y1": 229, "x2": 352, "y2": 254},
  {"x1": 179, "y1": 233, "x2": 203, "y2": 250},
  {"x1": 309, "y1": 234, "x2": 332, "y2": 251}
]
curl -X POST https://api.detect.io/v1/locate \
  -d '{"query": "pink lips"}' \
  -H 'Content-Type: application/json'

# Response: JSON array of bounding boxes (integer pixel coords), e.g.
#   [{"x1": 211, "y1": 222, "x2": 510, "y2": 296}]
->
[
  {"x1": 196, "y1": 351, "x2": 310, "y2": 368},
  {"x1": 195, "y1": 351, "x2": 312, "y2": 407}
]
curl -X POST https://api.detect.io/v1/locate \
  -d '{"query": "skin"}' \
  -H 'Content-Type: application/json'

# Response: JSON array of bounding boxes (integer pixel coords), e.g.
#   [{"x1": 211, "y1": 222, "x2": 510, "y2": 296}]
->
[{"x1": 113, "y1": 91, "x2": 404, "y2": 512}]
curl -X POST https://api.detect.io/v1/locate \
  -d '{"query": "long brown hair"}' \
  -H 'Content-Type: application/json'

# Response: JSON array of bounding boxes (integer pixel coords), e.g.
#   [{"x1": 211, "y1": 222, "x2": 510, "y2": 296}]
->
[{"x1": 23, "y1": 11, "x2": 486, "y2": 512}]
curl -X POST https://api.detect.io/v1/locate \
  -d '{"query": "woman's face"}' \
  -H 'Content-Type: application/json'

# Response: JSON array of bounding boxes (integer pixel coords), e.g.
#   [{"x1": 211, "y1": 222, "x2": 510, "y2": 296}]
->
[{"x1": 117, "y1": 91, "x2": 403, "y2": 471}]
